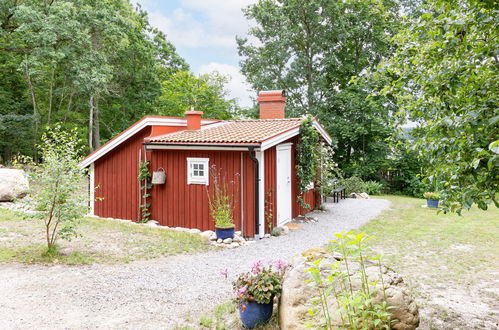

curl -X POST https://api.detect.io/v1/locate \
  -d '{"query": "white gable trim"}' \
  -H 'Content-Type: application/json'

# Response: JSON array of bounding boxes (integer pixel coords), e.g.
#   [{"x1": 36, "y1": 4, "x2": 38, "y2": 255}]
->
[
  {"x1": 260, "y1": 119, "x2": 331, "y2": 151},
  {"x1": 312, "y1": 120, "x2": 332, "y2": 145},
  {"x1": 79, "y1": 117, "x2": 217, "y2": 168}
]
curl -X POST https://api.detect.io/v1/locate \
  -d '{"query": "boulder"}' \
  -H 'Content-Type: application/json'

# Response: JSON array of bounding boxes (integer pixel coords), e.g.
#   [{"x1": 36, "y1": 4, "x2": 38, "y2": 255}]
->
[
  {"x1": 280, "y1": 248, "x2": 419, "y2": 330},
  {"x1": 359, "y1": 192, "x2": 370, "y2": 199},
  {"x1": 223, "y1": 238, "x2": 233, "y2": 244},
  {"x1": 188, "y1": 228, "x2": 201, "y2": 234},
  {"x1": 0, "y1": 169, "x2": 29, "y2": 201},
  {"x1": 350, "y1": 193, "x2": 357, "y2": 199},
  {"x1": 200, "y1": 230, "x2": 213, "y2": 239}
]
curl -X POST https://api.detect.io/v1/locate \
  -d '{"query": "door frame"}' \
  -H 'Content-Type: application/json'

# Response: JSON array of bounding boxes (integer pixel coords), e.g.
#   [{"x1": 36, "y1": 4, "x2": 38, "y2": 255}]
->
[{"x1": 276, "y1": 143, "x2": 293, "y2": 226}]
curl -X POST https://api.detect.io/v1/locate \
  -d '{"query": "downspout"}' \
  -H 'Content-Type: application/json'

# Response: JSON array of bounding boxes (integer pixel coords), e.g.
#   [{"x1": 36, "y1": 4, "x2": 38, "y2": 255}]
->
[{"x1": 248, "y1": 147, "x2": 260, "y2": 239}]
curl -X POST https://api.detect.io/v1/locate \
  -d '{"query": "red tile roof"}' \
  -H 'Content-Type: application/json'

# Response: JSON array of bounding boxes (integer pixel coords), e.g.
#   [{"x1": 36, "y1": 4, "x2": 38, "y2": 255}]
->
[{"x1": 146, "y1": 118, "x2": 303, "y2": 144}]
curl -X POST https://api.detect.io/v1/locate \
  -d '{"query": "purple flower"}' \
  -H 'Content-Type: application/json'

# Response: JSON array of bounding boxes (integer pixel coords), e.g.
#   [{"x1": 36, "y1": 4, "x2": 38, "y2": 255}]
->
[
  {"x1": 251, "y1": 260, "x2": 263, "y2": 274},
  {"x1": 219, "y1": 268, "x2": 228, "y2": 279},
  {"x1": 238, "y1": 285, "x2": 248, "y2": 295}
]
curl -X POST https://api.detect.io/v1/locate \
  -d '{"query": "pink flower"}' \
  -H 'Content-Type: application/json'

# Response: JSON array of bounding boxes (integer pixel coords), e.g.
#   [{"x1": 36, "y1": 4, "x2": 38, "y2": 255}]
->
[
  {"x1": 219, "y1": 268, "x2": 228, "y2": 279},
  {"x1": 238, "y1": 285, "x2": 248, "y2": 295},
  {"x1": 251, "y1": 260, "x2": 263, "y2": 274}
]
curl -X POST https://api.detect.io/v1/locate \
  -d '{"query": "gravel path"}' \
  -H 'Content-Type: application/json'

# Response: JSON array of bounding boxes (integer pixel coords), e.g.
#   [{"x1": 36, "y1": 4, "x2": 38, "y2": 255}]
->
[{"x1": 0, "y1": 198, "x2": 390, "y2": 329}]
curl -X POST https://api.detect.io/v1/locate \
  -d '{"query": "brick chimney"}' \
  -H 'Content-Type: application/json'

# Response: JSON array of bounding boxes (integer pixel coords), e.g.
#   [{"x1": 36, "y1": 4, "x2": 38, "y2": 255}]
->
[
  {"x1": 185, "y1": 109, "x2": 203, "y2": 130},
  {"x1": 258, "y1": 90, "x2": 286, "y2": 119}
]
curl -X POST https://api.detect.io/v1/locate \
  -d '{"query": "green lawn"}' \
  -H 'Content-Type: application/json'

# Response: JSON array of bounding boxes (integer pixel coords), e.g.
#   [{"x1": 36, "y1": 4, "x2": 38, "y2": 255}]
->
[
  {"x1": 361, "y1": 195, "x2": 499, "y2": 329},
  {"x1": 0, "y1": 208, "x2": 211, "y2": 265}
]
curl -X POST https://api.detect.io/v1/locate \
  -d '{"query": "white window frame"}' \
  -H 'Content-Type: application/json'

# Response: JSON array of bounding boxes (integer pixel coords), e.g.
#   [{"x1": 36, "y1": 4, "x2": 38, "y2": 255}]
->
[{"x1": 187, "y1": 157, "x2": 210, "y2": 185}]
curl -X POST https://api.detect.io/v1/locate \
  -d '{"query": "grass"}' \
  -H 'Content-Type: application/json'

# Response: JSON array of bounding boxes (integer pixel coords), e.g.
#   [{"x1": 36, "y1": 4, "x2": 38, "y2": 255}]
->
[
  {"x1": 0, "y1": 208, "x2": 211, "y2": 265},
  {"x1": 361, "y1": 195, "x2": 499, "y2": 285},
  {"x1": 175, "y1": 300, "x2": 280, "y2": 329},
  {"x1": 361, "y1": 195, "x2": 499, "y2": 328}
]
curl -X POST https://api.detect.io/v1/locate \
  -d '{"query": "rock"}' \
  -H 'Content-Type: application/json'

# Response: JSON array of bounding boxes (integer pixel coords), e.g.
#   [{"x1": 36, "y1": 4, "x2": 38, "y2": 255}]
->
[
  {"x1": 0, "y1": 169, "x2": 29, "y2": 201},
  {"x1": 280, "y1": 248, "x2": 419, "y2": 330},
  {"x1": 235, "y1": 231, "x2": 242, "y2": 236},
  {"x1": 200, "y1": 231, "x2": 212, "y2": 239},
  {"x1": 146, "y1": 220, "x2": 159, "y2": 227},
  {"x1": 229, "y1": 242, "x2": 240, "y2": 249},
  {"x1": 188, "y1": 228, "x2": 201, "y2": 234},
  {"x1": 209, "y1": 234, "x2": 217, "y2": 241},
  {"x1": 223, "y1": 238, "x2": 233, "y2": 244},
  {"x1": 359, "y1": 192, "x2": 370, "y2": 199},
  {"x1": 263, "y1": 234, "x2": 271, "y2": 239},
  {"x1": 350, "y1": 193, "x2": 357, "y2": 199},
  {"x1": 281, "y1": 226, "x2": 290, "y2": 235},
  {"x1": 216, "y1": 238, "x2": 223, "y2": 244},
  {"x1": 233, "y1": 235, "x2": 245, "y2": 243}
]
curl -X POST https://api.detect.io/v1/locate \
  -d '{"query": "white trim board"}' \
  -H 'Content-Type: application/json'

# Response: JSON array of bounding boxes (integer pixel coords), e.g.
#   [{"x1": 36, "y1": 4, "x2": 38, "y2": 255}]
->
[
  {"x1": 145, "y1": 145, "x2": 254, "y2": 151},
  {"x1": 257, "y1": 150, "x2": 265, "y2": 238},
  {"x1": 79, "y1": 116, "x2": 217, "y2": 168},
  {"x1": 260, "y1": 119, "x2": 331, "y2": 151},
  {"x1": 89, "y1": 163, "x2": 95, "y2": 216}
]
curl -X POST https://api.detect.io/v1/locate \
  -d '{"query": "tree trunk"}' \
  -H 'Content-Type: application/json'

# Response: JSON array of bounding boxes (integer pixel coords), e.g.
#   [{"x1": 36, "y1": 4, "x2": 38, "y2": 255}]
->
[
  {"x1": 88, "y1": 95, "x2": 94, "y2": 151},
  {"x1": 92, "y1": 97, "x2": 100, "y2": 150},
  {"x1": 24, "y1": 55, "x2": 39, "y2": 162},
  {"x1": 47, "y1": 66, "x2": 55, "y2": 125}
]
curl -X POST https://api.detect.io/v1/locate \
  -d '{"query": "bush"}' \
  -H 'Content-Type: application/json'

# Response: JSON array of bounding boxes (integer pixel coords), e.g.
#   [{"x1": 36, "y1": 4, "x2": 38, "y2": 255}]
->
[
  {"x1": 339, "y1": 177, "x2": 365, "y2": 194},
  {"x1": 362, "y1": 181, "x2": 385, "y2": 195}
]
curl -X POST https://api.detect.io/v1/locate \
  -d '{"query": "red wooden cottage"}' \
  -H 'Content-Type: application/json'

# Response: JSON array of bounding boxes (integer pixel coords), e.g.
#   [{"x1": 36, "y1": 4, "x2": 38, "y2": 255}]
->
[{"x1": 80, "y1": 90, "x2": 331, "y2": 238}]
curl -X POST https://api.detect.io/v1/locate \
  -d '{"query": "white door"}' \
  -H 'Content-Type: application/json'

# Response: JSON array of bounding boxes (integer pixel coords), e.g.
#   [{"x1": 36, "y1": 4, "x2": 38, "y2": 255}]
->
[{"x1": 276, "y1": 143, "x2": 292, "y2": 226}]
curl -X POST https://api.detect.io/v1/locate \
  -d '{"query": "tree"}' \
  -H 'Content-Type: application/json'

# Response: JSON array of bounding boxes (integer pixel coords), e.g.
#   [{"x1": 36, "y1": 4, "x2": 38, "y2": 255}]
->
[
  {"x1": 237, "y1": 0, "x2": 401, "y2": 178},
  {"x1": 381, "y1": 0, "x2": 498, "y2": 212},
  {"x1": 0, "y1": 0, "x2": 189, "y2": 158},
  {"x1": 28, "y1": 126, "x2": 87, "y2": 252},
  {"x1": 155, "y1": 70, "x2": 239, "y2": 120}
]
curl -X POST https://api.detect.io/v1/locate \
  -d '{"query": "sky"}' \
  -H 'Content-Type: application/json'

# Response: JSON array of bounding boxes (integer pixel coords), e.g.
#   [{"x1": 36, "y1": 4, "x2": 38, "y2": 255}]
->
[{"x1": 134, "y1": 0, "x2": 257, "y2": 107}]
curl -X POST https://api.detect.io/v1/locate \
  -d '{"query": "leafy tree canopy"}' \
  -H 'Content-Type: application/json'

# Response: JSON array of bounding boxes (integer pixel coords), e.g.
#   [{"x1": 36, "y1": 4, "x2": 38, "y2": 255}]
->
[{"x1": 381, "y1": 0, "x2": 498, "y2": 212}]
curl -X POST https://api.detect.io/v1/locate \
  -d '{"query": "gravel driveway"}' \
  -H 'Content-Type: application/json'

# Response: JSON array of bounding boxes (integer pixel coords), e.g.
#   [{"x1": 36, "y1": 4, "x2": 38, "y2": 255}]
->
[{"x1": 0, "y1": 198, "x2": 390, "y2": 329}]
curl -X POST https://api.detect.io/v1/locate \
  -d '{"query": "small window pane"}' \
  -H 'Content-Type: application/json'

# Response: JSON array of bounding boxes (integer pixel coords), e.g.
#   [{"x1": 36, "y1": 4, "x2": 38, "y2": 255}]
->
[
  {"x1": 198, "y1": 170, "x2": 204, "y2": 176},
  {"x1": 194, "y1": 170, "x2": 199, "y2": 176},
  {"x1": 193, "y1": 164, "x2": 199, "y2": 170}
]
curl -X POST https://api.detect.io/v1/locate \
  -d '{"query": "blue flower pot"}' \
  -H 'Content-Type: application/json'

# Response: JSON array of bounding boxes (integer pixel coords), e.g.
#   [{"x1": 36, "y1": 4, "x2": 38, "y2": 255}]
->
[
  {"x1": 427, "y1": 198, "x2": 439, "y2": 208},
  {"x1": 239, "y1": 301, "x2": 273, "y2": 328},
  {"x1": 215, "y1": 226, "x2": 235, "y2": 240}
]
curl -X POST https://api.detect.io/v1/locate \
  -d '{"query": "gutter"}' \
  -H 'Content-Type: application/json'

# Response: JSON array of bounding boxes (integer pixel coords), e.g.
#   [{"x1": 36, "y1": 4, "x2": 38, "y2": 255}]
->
[{"x1": 248, "y1": 147, "x2": 260, "y2": 239}]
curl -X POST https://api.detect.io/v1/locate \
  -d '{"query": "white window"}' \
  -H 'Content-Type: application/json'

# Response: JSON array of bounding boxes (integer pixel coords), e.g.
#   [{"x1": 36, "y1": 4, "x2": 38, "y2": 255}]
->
[{"x1": 187, "y1": 158, "x2": 209, "y2": 185}]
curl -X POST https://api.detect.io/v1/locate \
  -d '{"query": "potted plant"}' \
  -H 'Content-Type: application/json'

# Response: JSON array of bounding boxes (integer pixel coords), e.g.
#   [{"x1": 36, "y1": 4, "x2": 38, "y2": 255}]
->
[
  {"x1": 233, "y1": 260, "x2": 288, "y2": 328},
  {"x1": 423, "y1": 192, "x2": 441, "y2": 208},
  {"x1": 207, "y1": 165, "x2": 238, "y2": 239}
]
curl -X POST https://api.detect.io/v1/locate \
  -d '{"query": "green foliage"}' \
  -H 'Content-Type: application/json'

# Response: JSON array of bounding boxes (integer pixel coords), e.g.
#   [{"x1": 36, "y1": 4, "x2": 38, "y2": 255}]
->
[
  {"x1": 270, "y1": 227, "x2": 281, "y2": 237},
  {"x1": 423, "y1": 192, "x2": 441, "y2": 200},
  {"x1": 305, "y1": 232, "x2": 392, "y2": 329},
  {"x1": 296, "y1": 116, "x2": 320, "y2": 195},
  {"x1": 25, "y1": 125, "x2": 87, "y2": 250},
  {"x1": 155, "y1": 70, "x2": 239, "y2": 120},
  {"x1": 138, "y1": 160, "x2": 152, "y2": 223},
  {"x1": 233, "y1": 260, "x2": 288, "y2": 305},
  {"x1": 206, "y1": 166, "x2": 239, "y2": 228},
  {"x1": 363, "y1": 181, "x2": 385, "y2": 195},
  {"x1": 381, "y1": 0, "x2": 498, "y2": 213},
  {"x1": 339, "y1": 177, "x2": 365, "y2": 195},
  {"x1": 264, "y1": 189, "x2": 274, "y2": 233},
  {"x1": 238, "y1": 0, "x2": 401, "y2": 179},
  {"x1": 0, "y1": 0, "x2": 236, "y2": 162}
]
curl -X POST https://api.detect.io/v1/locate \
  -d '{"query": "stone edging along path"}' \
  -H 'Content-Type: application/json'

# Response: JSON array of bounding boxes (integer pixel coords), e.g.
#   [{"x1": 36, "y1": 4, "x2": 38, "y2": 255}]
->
[{"x1": 0, "y1": 198, "x2": 391, "y2": 329}]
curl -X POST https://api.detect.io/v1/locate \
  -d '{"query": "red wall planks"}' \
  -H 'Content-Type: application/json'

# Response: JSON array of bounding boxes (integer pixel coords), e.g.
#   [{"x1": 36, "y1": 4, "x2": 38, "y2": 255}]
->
[
  {"x1": 264, "y1": 147, "x2": 277, "y2": 233},
  {"x1": 93, "y1": 127, "x2": 152, "y2": 221},
  {"x1": 149, "y1": 150, "x2": 256, "y2": 236}
]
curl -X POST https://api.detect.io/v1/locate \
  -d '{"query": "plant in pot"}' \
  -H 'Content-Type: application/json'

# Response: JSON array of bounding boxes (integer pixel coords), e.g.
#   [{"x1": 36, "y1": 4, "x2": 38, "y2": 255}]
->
[
  {"x1": 233, "y1": 260, "x2": 288, "y2": 328},
  {"x1": 423, "y1": 191, "x2": 441, "y2": 208},
  {"x1": 207, "y1": 165, "x2": 239, "y2": 239}
]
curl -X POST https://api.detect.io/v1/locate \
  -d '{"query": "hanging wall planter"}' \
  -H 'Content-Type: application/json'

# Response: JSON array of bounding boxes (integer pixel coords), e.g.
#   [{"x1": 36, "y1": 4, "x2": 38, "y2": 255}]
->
[{"x1": 152, "y1": 168, "x2": 166, "y2": 185}]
